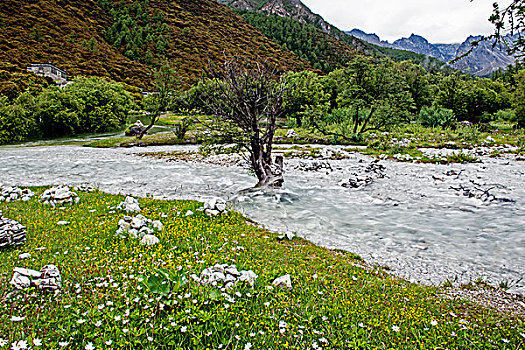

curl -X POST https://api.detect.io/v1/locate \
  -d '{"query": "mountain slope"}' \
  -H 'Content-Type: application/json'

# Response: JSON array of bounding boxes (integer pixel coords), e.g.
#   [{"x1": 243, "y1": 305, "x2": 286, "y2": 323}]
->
[
  {"x1": 218, "y1": 0, "x2": 333, "y2": 34},
  {"x1": 237, "y1": 10, "x2": 360, "y2": 72},
  {"x1": 0, "y1": 0, "x2": 308, "y2": 90},
  {"x1": 219, "y1": 0, "x2": 451, "y2": 72}
]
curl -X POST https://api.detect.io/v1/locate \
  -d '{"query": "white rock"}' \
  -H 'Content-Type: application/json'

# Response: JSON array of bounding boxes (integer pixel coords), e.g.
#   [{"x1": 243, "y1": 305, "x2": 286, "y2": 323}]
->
[
  {"x1": 238, "y1": 270, "x2": 258, "y2": 286},
  {"x1": 13, "y1": 267, "x2": 41, "y2": 278},
  {"x1": 272, "y1": 274, "x2": 292, "y2": 290},
  {"x1": 117, "y1": 196, "x2": 141, "y2": 213},
  {"x1": 140, "y1": 234, "x2": 160, "y2": 246},
  {"x1": 57, "y1": 221, "x2": 70, "y2": 225},
  {"x1": 10, "y1": 272, "x2": 31, "y2": 289},
  {"x1": 131, "y1": 217, "x2": 144, "y2": 229},
  {"x1": 185, "y1": 210, "x2": 194, "y2": 216},
  {"x1": 18, "y1": 253, "x2": 31, "y2": 260},
  {"x1": 152, "y1": 220, "x2": 163, "y2": 231}
]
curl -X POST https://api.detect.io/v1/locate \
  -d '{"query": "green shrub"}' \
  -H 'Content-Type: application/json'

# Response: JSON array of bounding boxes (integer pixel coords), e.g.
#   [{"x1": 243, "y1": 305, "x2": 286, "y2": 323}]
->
[{"x1": 419, "y1": 105, "x2": 456, "y2": 128}]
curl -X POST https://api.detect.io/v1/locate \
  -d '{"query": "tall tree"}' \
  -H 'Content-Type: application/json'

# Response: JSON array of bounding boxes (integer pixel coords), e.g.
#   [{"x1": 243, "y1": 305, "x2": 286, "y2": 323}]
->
[
  {"x1": 490, "y1": 0, "x2": 525, "y2": 55},
  {"x1": 139, "y1": 62, "x2": 179, "y2": 139}
]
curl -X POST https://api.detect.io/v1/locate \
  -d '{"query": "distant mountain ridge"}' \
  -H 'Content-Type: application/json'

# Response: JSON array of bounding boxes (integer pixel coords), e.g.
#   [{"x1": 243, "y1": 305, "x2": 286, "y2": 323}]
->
[
  {"x1": 218, "y1": 0, "x2": 450, "y2": 72},
  {"x1": 348, "y1": 29, "x2": 517, "y2": 76}
]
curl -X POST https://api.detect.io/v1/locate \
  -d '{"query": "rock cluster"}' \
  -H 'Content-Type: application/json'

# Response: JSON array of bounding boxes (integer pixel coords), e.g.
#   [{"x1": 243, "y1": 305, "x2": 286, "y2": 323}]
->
[
  {"x1": 73, "y1": 185, "x2": 97, "y2": 192},
  {"x1": 0, "y1": 186, "x2": 34, "y2": 202},
  {"x1": 116, "y1": 214, "x2": 163, "y2": 241},
  {"x1": 10, "y1": 264, "x2": 62, "y2": 290},
  {"x1": 40, "y1": 186, "x2": 79, "y2": 206},
  {"x1": 341, "y1": 162, "x2": 386, "y2": 188},
  {"x1": 294, "y1": 160, "x2": 332, "y2": 172},
  {"x1": 117, "y1": 196, "x2": 141, "y2": 213},
  {"x1": 202, "y1": 198, "x2": 228, "y2": 216},
  {"x1": 192, "y1": 264, "x2": 258, "y2": 290},
  {"x1": 0, "y1": 210, "x2": 26, "y2": 249}
]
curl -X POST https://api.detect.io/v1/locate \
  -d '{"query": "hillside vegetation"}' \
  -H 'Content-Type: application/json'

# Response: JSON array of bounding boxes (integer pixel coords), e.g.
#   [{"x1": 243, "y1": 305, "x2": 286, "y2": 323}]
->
[{"x1": 0, "y1": 0, "x2": 308, "y2": 89}]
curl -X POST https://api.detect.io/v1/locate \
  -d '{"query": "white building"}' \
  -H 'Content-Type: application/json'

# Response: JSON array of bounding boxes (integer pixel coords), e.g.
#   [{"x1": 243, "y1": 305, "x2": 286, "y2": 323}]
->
[{"x1": 27, "y1": 63, "x2": 68, "y2": 86}]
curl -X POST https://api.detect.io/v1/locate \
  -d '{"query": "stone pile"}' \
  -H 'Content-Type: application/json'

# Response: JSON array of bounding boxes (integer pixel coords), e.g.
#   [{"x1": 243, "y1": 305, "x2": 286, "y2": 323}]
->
[
  {"x1": 0, "y1": 210, "x2": 26, "y2": 249},
  {"x1": 73, "y1": 185, "x2": 97, "y2": 192},
  {"x1": 117, "y1": 196, "x2": 141, "y2": 213},
  {"x1": 340, "y1": 162, "x2": 386, "y2": 189},
  {"x1": 192, "y1": 264, "x2": 258, "y2": 290},
  {"x1": 294, "y1": 160, "x2": 332, "y2": 172},
  {"x1": 0, "y1": 186, "x2": 34, "y2": 202},
  {"x1": 40, "y1": 186, "x2": 79, "y2": 206},
  {"x1": 115, "y1": 214, "x2": 163, "y2": 241},
  {"x1": 10, "y1": 264, "x2": 62, "y2": 290},
  {"x1": 202, "y1": 198, "x2": 228, "y2": 216}
]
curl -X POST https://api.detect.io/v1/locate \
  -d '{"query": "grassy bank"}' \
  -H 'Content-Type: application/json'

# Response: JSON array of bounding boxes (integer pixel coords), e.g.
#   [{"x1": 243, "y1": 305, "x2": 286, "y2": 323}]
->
[{"x1": 0, "y1": 188, "x2": 523, "y2": 349}]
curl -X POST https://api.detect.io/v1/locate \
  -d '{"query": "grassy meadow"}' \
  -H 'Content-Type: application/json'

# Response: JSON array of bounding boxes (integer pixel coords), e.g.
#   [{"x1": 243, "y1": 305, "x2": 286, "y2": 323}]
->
[{"x1": 0, "y1": 188, "x2": 523, "y2": 349}]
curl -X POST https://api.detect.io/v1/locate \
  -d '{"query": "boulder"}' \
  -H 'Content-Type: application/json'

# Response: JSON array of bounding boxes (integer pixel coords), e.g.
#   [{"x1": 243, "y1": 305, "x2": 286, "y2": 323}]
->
[
  {"x1": 140, "y1": 234, "x2": 160, "y2": 246},
  {"x1": 0, "y1": 211, "x2": 27, "y2": 249},
  {"x1": 10, "y1": 264, "x2": 62, "y2": 290},
  {"x1": 272, "y1": 274, "x2": 292, "y2": 290},
  {"x1": 116, "y1": 214, "x2": 163, "y2": 240},
  {"x1": 202, "y1": 198, "x2": 228, "y2": 216},
  {"x1": 125, "y1": 120, "x2": 147, "y2": 137},
  {"x1": 40, "y1": 186, "x2": 79, "y2": 206}
]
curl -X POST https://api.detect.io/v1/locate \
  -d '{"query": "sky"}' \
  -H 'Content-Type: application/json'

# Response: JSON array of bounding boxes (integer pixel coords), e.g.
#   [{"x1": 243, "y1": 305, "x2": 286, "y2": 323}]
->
[{"x1": 300, "y1": 0, "x2": 512, "y2": 44}]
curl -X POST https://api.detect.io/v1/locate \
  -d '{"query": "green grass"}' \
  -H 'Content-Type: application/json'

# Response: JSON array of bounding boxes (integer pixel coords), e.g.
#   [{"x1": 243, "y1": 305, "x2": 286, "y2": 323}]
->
[{"x1": 0, "y1": 188, "x2": 523, "y2": 349}]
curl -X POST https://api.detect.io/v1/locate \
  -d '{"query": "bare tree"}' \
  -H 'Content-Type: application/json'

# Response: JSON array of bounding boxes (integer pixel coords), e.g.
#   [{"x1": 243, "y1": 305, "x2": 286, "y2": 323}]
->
[{"x1": 194, "y1": 58, "x2": 287, "y2": 187}]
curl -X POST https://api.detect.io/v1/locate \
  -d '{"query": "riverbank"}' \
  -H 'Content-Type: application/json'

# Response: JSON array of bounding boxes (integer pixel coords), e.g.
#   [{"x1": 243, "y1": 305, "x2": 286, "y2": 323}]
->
[{"x1": 1, "y1": 187, "x2": 523, "y2": 349}]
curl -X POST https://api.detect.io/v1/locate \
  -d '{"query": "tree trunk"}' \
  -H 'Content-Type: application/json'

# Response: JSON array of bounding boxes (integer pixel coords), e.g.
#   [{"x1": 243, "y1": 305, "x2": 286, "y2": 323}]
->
[{"x1": 250, "y1": 137, "x2": 283, "y2": 188}]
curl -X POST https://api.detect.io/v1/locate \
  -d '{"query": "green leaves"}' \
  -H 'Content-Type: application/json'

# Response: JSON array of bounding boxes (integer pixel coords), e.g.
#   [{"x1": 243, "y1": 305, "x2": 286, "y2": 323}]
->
[{"x1": 141, "y1": 268, "x2": 188, "y2": 297}]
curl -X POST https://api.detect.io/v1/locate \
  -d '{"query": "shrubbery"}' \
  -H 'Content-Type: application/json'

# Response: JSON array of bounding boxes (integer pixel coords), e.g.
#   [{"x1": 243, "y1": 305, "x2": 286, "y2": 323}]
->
[
  {"x1": 418, "y1": 106, "x2": 456, "y2": 128},
  {"x1": 0, "y1": 77, "x2": 133, "y2": 144}
]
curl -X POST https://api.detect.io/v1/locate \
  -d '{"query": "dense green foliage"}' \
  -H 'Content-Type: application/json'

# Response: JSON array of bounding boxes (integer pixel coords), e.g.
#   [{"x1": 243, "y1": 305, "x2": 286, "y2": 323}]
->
[
  {"x1": 1, "y1": 188, "x2": 523, "y2": 349},
  {"x1": 237, "y1": 11, "x2": 357, "y2": 72},
  {"x1": 279, "y1": 57, "x2": 522, "y2": 138},
  {"x1": 98, "y1": 0, "x2": 170, "y2": 63},
  {"x1": 0, "y1": 77, "x2": 133, "y2": 144}
]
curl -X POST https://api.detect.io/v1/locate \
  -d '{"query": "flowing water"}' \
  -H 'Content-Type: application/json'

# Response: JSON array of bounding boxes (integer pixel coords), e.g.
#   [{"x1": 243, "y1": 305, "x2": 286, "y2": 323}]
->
[{"x1": 1, "y1": 144, "x2": 523, "y2": 293}]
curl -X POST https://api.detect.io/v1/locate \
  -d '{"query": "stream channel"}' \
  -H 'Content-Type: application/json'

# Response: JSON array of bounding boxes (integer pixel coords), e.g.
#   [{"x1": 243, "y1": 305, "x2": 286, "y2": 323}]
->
[{"x1": 0, "y1": 144, "x2": 523, "y2": 293}]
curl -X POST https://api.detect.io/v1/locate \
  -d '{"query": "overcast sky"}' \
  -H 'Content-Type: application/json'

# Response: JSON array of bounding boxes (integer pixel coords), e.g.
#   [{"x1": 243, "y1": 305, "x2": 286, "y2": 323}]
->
[{"x1": 300, "y1": 0, "x2": 511, "y2": 44}]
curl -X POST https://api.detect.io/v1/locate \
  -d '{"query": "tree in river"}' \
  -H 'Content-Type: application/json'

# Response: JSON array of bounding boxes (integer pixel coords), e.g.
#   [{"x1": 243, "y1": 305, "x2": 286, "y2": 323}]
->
[{"x1": 191, "y1": 58, "x2": 287, "y2": 187}]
